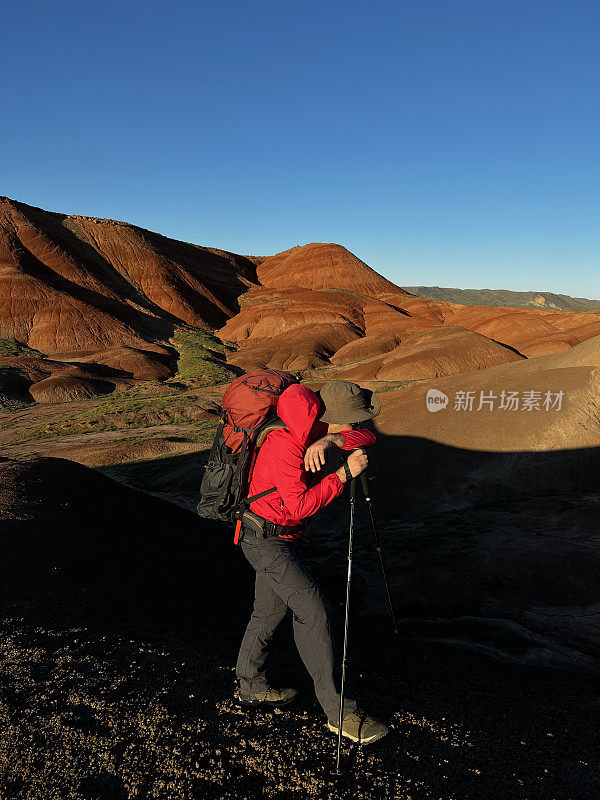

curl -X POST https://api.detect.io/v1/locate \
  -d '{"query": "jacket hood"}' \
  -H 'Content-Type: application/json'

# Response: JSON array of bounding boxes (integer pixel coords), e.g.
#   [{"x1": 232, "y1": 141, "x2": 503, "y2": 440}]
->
[{"x1": 276, "y1": 384, "x2": 322, "y2": 446}]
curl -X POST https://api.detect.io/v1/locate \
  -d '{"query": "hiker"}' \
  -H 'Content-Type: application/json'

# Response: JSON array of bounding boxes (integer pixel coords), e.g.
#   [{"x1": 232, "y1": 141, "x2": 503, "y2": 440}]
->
[{"x1": 235, "y1": 380, "x2": 389, "y2": 745}]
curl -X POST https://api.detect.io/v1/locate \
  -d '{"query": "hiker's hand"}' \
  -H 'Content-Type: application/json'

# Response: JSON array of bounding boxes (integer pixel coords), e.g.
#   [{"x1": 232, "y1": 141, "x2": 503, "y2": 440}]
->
[
  {"x1": 347, "y1": 448, "x2": 368, "y2": 477},
  {"x1": 305, "y1": 436, "x2": 336, "y2": 472},
  {"x1": 335, "y1": 448, "x2": 368, "y2": 483}
]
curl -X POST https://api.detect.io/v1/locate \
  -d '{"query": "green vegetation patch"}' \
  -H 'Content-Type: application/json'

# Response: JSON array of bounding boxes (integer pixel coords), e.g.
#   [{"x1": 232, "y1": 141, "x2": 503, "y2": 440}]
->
[
  {"x1": 322, "y1": 287, "x2": 365, "y2": 297},
  {"x1": 12, "y1": 394, "x2": 218, "y2": 442},
  {"x1": 0, "y1": 339, "x2": 44, "y2": 358},
  {"x1": 237, "y1": 293, "x2": 284, "y2": 307},
  {"x1": 170, "y1": 328, "x2": 238, "y2": 386},
  {"x1": 372, "y1": 379, "x2": 424, "y2": 394}
]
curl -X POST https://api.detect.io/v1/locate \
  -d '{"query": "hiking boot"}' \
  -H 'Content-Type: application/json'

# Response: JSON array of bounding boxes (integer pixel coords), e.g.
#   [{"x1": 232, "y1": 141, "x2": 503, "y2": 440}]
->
[
  {"x1": 327, "y1": 711, "x2": 388, "y2": 744},
  {"x1": 238, "y1": 687, "x2": 297, "y2": 708}
]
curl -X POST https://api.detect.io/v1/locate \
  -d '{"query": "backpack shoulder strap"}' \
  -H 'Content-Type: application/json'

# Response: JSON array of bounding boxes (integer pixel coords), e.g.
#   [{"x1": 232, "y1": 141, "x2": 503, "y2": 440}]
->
[
  {"x1": 239, "y1": 417, "x2": 285, "y2": 513},
  {"x1": 256, "y1": 418, "x2": 287, "y2": 447},
  {"x1": 246, "y1": 486, "x2": 277, "y2": 504}
]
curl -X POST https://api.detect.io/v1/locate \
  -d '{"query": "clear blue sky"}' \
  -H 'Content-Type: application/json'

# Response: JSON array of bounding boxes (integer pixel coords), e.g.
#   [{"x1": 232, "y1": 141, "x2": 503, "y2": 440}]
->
[{"x1": 2, "y1": 0, "x2": 598, "y2": 296}]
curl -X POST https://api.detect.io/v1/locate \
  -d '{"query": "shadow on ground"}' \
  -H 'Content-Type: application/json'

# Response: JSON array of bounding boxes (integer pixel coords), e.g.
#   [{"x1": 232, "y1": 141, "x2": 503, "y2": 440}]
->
[{"x1": 0, "y1": 448, "x2": 599, "y2": 799}]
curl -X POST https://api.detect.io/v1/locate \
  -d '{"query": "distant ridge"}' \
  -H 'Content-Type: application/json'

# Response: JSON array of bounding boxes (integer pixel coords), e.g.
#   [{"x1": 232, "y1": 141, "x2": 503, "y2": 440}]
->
[{"x1": 402, "y1": 286, "x2": 600, "y2": 311}]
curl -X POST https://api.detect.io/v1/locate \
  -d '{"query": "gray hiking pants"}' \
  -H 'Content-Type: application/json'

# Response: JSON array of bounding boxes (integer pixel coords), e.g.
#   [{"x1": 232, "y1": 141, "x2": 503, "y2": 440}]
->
[{"x1": 235, "y1": 528, "x2": 357, "y2": 723}]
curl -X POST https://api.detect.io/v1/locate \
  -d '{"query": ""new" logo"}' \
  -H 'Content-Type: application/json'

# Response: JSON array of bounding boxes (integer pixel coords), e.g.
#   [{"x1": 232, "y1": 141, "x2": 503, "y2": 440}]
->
[{"x1": 426, "y1": 388, "x2": 448, "y2": 412}]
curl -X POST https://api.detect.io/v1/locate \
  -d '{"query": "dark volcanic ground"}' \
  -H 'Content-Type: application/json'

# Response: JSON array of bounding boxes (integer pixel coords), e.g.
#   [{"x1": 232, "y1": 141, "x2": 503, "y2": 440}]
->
[{"x1": 0, "y1": 457, "x2": 598, "y2": 800}]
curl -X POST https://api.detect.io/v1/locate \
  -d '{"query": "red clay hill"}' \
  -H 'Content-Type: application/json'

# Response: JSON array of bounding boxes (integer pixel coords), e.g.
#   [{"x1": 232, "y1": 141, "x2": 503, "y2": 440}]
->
[
  {"x1": 255, "y1": 242, "x2": 405, "y2": 296},
  {"x1": 218, "y1": 246, "x2": 600, "y2": 377},
  {"x1": 0, "y1": 196, "x2": 258, "y2": 402},
  {"x1": 3, "y1": 196, "x2": 600, "y2": 406}
]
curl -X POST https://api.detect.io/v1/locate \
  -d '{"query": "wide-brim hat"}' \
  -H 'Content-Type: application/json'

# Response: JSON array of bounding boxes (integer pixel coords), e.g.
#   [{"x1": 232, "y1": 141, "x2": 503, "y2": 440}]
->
[{"x1": 316, "y1": 380, "x2": 381, "y2": 424}]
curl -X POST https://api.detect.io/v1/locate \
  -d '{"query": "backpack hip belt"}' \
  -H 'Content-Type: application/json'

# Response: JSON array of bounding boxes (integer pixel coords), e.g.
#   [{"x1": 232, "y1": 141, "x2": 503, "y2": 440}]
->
[{"x1": 240, "y1": 510, "x2": 304, "y2": 539}]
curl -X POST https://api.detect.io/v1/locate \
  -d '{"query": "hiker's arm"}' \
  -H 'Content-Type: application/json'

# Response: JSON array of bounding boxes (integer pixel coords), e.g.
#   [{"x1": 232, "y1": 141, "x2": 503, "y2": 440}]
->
[
  {"x1": 304, "y1": 428, "x2": 376, "y2": 473},
  {"x1": 274, "y1": 443, "x2": 345, "y2": 520},
  {"x1": 337, "y1": 428, "x2": 376, "y2": 450},
  {"x1": 317, "y1": 428, "x2": 376, "y2": 451}
]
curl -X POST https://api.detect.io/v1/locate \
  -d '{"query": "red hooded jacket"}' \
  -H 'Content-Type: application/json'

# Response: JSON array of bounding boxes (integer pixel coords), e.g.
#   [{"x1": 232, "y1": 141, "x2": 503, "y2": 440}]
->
[{"x1": 247, "y1": 384, "x2": 376, "y2": 538}]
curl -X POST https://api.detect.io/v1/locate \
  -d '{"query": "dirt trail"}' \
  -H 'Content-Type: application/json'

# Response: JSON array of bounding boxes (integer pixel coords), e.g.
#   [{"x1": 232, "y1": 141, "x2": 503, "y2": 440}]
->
[
  {"x1": 2, "y1": 616, "x2": 596, "y2": 800},
  {"x1": 0, "y1": 423, "x2": 204, "y2": 458},
  {"x1": 0, "y1": 386, "x2": 223, "y2": 469}
]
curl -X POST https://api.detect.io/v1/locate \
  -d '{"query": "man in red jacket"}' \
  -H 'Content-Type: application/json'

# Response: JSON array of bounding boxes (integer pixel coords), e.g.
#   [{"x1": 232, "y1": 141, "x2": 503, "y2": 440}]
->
[{"x1": 235, "y1": 380, "x2": 388, "y2": 745}]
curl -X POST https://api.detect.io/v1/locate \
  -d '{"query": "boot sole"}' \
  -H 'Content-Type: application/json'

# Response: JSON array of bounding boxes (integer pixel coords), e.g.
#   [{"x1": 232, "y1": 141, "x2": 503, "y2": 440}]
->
[
  {"x1": 326, "y1": 721, "x2": 388, "y2": 745},
  {"x1": 238, "y1": 694, "x2": 297, "y2": 709}
]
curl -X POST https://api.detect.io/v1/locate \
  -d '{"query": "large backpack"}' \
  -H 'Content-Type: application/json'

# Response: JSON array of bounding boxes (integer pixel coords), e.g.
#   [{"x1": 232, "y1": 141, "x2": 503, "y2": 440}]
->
[{"x1": 196, "y1": 369, "x2": 296, "y2": 539}]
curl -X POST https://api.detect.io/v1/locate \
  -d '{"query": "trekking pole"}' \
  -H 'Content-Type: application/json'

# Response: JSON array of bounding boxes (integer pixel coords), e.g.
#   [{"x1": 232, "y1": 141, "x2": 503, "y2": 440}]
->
[
  {"x1": 332, "y1": 476, "x2": 357, "y2": 777},
  {"x1": 360, "y1": 473, "x2": 398, "y2": 635}
]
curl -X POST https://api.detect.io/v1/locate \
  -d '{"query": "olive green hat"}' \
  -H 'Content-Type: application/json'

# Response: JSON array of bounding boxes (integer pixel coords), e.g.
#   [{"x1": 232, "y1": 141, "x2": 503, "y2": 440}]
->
[{"x1": 316, "y1": 380, "x2": 381, "y2": 424}]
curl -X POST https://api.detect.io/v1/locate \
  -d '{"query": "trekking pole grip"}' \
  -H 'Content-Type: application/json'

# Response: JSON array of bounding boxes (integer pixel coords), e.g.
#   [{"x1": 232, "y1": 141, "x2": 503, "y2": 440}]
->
[{"x1": 349, "y1": 476, "x2": 357, "y2": 500}]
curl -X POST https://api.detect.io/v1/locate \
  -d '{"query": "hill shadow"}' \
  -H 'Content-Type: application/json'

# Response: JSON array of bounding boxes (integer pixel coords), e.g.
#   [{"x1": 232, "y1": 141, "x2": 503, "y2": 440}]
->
[
  {"x1": 14, "y1": 233, "x2": 176, "y2": 340},
  {"x1": 0, "y1": 366, "x2": 35, "y2": 406},
  {"x1": 1, "y1": 444, "x2": 599, "y2": 799},
  {"x1": 90, "y1": 429, "x2": 600, "y2": 669},
  {"x1": 355, "y1": 430, "x2": 600, "y2": 520}
]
